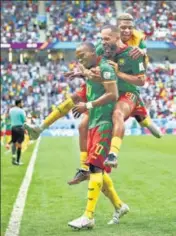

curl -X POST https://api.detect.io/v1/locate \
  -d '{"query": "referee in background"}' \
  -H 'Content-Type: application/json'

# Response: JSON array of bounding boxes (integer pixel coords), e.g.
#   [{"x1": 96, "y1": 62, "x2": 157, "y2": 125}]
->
[{"x1": 9, "y1": 99, "x2": 26, "y2": 165}]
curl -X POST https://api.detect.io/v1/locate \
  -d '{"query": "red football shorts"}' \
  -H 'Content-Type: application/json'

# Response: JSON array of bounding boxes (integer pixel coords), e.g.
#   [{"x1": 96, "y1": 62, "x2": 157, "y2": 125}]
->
[{"x1": 86, "y1": 123, "x2": 112, "y2": 173}]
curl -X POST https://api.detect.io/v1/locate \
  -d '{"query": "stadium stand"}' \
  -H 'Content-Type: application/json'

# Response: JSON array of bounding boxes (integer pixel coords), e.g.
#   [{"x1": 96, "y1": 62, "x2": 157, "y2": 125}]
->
[
  {"x1": 122, "y1": 1, "x2": 176, "y2": 42},
  {"x1": 1, "y1": 1, "x2": 175, "y2": 43}
]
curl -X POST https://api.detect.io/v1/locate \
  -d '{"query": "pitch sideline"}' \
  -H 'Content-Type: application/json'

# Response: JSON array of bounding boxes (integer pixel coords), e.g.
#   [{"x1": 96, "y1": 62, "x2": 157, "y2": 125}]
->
[{"x1": 5, "y1": 137, "x2": 41, "y2": 236}]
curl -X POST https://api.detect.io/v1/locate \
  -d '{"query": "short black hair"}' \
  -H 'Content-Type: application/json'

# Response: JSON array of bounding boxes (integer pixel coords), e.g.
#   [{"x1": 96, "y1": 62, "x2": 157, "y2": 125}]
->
[
  {"x1": 101, "y1": 24, "x2": 119, "y2": 33},
  {"x1": 15, "y1": 99, "x2": 22, "y2": 106},
  {"x1": 78, "y1": 42, "x2": 95, "y2": 52}
]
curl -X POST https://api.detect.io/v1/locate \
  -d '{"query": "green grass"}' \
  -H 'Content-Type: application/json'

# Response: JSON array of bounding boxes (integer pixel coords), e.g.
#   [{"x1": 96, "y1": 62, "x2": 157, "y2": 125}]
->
[
  {"x1": 1, "y1": 142, "x2": 35, "y2": 236},
  {"x1": 1, "y1": 135, "x2": 176, "y2": 236}
]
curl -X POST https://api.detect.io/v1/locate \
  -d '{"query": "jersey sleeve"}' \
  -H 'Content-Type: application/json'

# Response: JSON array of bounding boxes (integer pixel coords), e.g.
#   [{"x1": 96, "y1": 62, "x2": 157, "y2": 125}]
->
[
  {"x1": 131, "y1": 56, "x2": 146, "y2": 75},
  {"x1": 100, "y1": 63, "x2": 117, "y2": 82},
  {"x1": 139, "y1": 39, "x2": 147, "y2": 49}
]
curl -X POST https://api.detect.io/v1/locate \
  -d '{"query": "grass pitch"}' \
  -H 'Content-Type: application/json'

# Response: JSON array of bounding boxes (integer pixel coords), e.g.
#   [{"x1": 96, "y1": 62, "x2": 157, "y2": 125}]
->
[{"x1": 1, "y1": 135, "x2": 176, "y2": 236}]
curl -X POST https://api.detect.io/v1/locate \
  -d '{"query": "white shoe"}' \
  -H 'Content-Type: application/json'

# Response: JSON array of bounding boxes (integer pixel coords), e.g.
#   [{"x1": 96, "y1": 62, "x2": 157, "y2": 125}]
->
[
  {"x1": 68, "y1": 215, "x2": 95, "y2": 229},
  {"x1": 108, "y1": 204, "x2": 130, "y2": 225},
  {"x1": 147, "y1": 123, "x2": 162, "y2": 139},
  {"x1": 24, "y1": 123, "x2": 42, "y2": 140}
]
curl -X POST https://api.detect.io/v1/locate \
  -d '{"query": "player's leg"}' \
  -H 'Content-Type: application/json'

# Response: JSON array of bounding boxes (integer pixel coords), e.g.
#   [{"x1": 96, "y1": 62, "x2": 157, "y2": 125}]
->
[
  {"x1": 135, "y1": 115, "x2": 162, "y2": 138},
  {"x1": 15, "y1": 127, "x2": 25, "y2": 165},
  {"x1": 22, "y1": 131, "x2": 30, "y2": 152},
  {"x1": 24, "y1": 93, "x2": 82, "y2": 140},
  {"x1": 68, "y1": 113, "x2": 90, "y2": 185},
  {"x1": 68, "y1": 126, "x2": 106, "y2": 229},
  {"x1": 5, "y1": 129, "x2": 11, "y2": 150},
  {"x1": 134, "y1": 97, "x2": 162, "y2": 138},
  {"x1": 102, "y1": 172, "x2": 129, "y2": 224},
  {"x1": 11, "y1": 127, "x2": 17, "y2": 164},
  {"x1": 105, "y1": 92, "x2": 137, "y2": 167}
]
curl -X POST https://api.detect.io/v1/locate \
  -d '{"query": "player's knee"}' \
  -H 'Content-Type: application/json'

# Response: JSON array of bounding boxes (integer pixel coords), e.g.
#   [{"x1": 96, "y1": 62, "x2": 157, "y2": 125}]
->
[
  {"x1": 135, "y1": 115, "x2": 145, "y2": 123},
  {"x1": 78, "y1": 119, "x2": 88, "y2": 134},
  {"x1": 71, "y1": 93, "x2": 81, "y2": 104},
  {"x1": 89, "y1": 164, "x2": 102, "y2": 173},
  {"x1": 101, "y1": 187, "x2": 108, "y2": 196}
]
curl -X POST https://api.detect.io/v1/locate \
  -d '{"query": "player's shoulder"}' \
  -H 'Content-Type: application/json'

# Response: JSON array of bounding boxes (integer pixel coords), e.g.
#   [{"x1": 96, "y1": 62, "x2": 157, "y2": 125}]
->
[
  {"x1": 132, "y1": 29, "x2": 146, "y2": 40},
  {"x1": 99, "y1": 58, "x2": 114, "y2": 71},
  {"x1": 116, "y1": 46, "x2": 133, "y2": 58}
]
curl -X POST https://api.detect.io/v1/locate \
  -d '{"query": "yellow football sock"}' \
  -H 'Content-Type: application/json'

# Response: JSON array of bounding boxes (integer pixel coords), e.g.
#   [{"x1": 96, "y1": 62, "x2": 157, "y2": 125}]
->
[
  {"x1": 110, "y1": 136, "x2": 122, "y2": 155},
  {"x1": 42, "y1": 98, "x2": 75, "y2": 128},
  {"x1": 6, "y1": 135, "x2": 11, "y2": 144},
  {"x1": 80, "y1": 152, "x2": 89, "y2": 171},
  {"x1": 22, "y1": 134, "x2": 30, "y2": 152},
  {"x1": 102, "y1": 172, "x2": 123, "y2": 209},
  {"x1": 139, "y1": 116, "x2": 152, "y2": 127},
  {"x1": 84, "y1": 172, "x2": 103, "y2": 219}
]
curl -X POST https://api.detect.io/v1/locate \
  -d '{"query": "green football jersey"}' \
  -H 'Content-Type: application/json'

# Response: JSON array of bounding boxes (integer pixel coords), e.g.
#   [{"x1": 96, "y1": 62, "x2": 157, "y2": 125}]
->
[
  {"x1": 87, "y1": 58, "x2": 117, "y2": 129},
  {"x1": 115, "y1": 47, "x2": 145, "y2": 95},
  {"x1": 95, "y1": 43, "x2": 146, "y2": 95}
]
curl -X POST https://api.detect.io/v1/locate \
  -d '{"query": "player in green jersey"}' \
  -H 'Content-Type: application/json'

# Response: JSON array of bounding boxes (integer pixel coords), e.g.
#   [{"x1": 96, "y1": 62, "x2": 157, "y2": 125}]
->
[{"x1": 68, "y1": 42, "x2": 129, "y2": 230}]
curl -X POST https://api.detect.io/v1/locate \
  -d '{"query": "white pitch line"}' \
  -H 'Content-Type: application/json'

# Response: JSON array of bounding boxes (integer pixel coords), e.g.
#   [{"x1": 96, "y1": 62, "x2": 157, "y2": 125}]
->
[{"x1": 5, "y1": 137, "x2": 41, "y2": 236}]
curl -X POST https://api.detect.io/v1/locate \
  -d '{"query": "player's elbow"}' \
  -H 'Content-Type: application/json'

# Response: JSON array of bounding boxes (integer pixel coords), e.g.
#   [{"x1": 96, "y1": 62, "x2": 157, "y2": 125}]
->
[
  {"x1": 138, "y1": 76, "x2": 146, "y2": 86},
  {"x1": 138, "y1": 80, "x2": 145, "y2": 86}
]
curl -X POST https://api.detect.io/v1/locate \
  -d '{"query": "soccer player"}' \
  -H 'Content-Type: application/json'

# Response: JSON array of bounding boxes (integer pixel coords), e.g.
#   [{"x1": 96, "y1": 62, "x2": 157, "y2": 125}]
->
[
  {"x1": 68, "y1": 42, "x2": 128, "y2": 229},
  {"x1": 71, "y1": 25, "x2": 147, "y2": 168},
  {"x1": 9, "y1": 99, "x2": 26, "y2": 165},
  {"x1": 117, "y1": 13, "x2": 162, "y2": 137}
]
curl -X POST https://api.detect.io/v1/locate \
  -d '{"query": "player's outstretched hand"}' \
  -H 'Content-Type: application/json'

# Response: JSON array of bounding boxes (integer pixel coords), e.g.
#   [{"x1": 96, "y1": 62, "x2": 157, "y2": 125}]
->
[
  {"x1": 64, "y1": 71, "x2": 84, "y2": 80},
  {"x1": 72, "y1": 107, "x2": 82, "y2": 119},
  {"x1": 129, "y1": 47, "x2": 145, "y2": 59},
  {"x1": 74, "y1": 102, "x2": 87, "y2": 114},
  {"x1": 107, "y1": 60, "x2": 119, "y2": 74}
]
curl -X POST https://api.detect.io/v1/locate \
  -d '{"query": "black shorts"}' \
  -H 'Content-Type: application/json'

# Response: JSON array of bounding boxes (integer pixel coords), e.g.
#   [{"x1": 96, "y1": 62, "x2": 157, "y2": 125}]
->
[{"x1": 12, "y1": 126, "x2": 25, "y2": 144}]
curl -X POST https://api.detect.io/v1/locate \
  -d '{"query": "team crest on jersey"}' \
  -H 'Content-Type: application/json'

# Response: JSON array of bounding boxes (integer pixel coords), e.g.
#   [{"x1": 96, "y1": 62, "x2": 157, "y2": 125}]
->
[
  {"x1": 118, "y1": 58, "x2": 125, "y2": 65},
  {"x1": 103, "y1": 72, "x2": 111, "y2": 79}
]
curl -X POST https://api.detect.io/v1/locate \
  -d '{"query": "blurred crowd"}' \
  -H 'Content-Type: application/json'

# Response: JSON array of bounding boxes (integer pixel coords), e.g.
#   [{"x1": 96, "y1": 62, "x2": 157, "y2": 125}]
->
[
  {"x1": 1, "y1": 59, "x2": 176, "y2": 120},
  {"x1": 141, "y1": 59, "x2": 176, "y2": 119},
  {"x1": 122, "y1": 1, "x2": 176, "y2": 42},
  {"x1": 45, "y1": 0, "x2": 116, "y2": 43},
  {"x1": 1, "y1": 1, "x2": 176, "y2": 43},
  {"x1": 1, "y1": 1, "x2": 39, "y2": 43},
  {"x1": 1, "y1": 59, "x2": 83, "y2": 120}
]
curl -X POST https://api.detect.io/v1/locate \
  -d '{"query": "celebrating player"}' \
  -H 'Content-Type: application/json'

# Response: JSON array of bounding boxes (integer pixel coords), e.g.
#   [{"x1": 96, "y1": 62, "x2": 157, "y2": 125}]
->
[{"x1": 67, "y1": 42, "x2": 129, "y2": 229}]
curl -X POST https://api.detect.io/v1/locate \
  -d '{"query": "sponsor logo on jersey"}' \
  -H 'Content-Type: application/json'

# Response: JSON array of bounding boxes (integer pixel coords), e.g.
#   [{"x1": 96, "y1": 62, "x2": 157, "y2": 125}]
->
[
  {"x1": 103, "y1": 72, "x2": 111, "y2": 79},
  {"x1": 118, "y1": 58, "x2": 125, "y2": 65}
]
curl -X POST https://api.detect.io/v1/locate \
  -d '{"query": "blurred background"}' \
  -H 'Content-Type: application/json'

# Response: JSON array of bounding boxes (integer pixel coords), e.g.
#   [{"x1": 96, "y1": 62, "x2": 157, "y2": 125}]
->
[{"x1": 1, "y1": 0, "x2": 176, "y2": 136}]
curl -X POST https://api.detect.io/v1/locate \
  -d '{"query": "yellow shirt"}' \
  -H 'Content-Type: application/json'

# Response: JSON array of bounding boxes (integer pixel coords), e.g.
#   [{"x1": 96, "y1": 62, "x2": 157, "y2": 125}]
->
[
  {"x1": 126, "y1": 29, "x2": 145, "y2": 47},
  {"x1": 126, "y1": 29, "x2": 148, "y2": 65}
]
